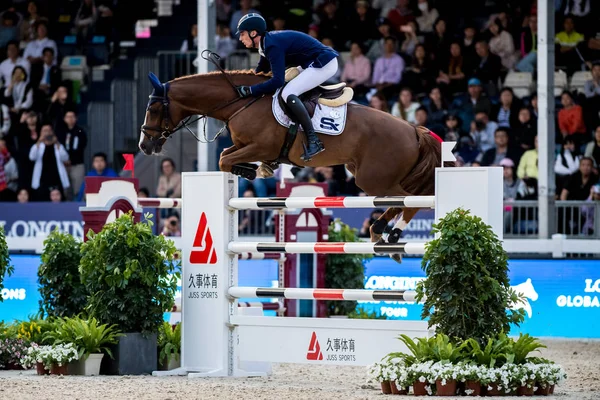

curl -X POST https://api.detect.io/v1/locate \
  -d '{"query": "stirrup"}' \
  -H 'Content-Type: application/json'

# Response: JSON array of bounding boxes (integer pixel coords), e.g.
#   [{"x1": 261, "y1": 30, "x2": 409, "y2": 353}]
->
[{"x1": 300, "y1": 140, "x2": 325, "y2": 162}]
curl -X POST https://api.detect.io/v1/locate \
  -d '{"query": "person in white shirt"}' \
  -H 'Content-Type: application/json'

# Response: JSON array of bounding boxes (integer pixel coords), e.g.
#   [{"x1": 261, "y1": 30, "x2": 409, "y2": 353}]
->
[
  {"x1": 29, "y1": 124, "x2": 70, "y2": 201},
  {"x1": 23, "y1": 21, "x2": 58, "y2": 65},
  {"x1": 391, "y1": 88, "x2": 420, "y2": 123},
  {"x1": 4, "y1": 66, "x2": 33, "y2": 116},
  {"x1": 0, "y1": 40, "x2": 30, "y2": 87},
  {"x1": 0, "y1": 104, "x2": 11, "y2": 138}
]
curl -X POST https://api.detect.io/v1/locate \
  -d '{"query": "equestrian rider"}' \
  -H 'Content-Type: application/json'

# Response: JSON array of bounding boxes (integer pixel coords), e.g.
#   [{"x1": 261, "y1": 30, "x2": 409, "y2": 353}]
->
[{"x1": 235, "y1": 13, "x2": 339, "y2": 161}]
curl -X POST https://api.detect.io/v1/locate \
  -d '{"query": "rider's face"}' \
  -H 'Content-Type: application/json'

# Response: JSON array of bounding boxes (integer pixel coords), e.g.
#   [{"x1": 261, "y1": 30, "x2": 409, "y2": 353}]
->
[{"x1": 239, "y1": 31, "x2": 255, "y2": 48}]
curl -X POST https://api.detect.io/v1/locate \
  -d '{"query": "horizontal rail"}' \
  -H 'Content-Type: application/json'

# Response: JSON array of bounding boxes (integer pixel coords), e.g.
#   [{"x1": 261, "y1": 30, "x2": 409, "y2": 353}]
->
[
  {"x1": 139, "y1": 198, "x2": 182, "y2": 208},
  {"x1": 237, "y1": 302, "x2": 283, "y2": 311},
  {"x1": 170, "y1": 301, "x2": 284, "y2": 313},
  {"x1": 237, "y1": 252, "x2": 285, "y2": 260},
  {"x1": 228, "y1": 242, "x2": 427, "y2": 255},
  {"x1": 228, "y1": 287, "x2": 418, "y2": 302},
  {"x1": 228, "y1": 196, "x2": 435, "y2": 210}
]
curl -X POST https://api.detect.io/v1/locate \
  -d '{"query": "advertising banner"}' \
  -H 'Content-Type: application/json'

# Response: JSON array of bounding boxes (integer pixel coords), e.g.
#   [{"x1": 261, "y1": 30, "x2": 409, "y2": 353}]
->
[
  {"x1": 2, "y1": 255, "x2": 598, "y2": 339},
  {"x1": 331, "y1": 209, "x2": 435, "y2": 240}
]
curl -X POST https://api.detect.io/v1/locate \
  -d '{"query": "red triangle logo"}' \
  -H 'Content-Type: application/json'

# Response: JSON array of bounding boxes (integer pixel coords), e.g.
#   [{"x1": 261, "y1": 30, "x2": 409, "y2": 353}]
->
[
  {"x1": 306, "y1": 332, "x2": 323, "y2": 360},
  {"x1": 189, "y1": 212, "x2": 218, "y2": 264}
]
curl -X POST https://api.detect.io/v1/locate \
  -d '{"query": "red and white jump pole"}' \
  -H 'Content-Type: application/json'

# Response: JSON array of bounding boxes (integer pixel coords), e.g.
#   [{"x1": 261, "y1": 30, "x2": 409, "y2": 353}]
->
[
  {"x1": 229, "y1": 195, "x2": 435, "y2": 210},
  {"x1": 229, "y1": 241, "x2": 427, "y2": 255},
  {"x1": 228, "y1": 287, "x2": 418, "y2": 302}
]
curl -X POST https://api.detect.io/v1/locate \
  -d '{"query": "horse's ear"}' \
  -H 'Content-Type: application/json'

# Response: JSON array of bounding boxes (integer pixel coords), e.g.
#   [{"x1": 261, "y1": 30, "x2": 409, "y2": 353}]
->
[{"x1": 148, "y1": 72, "x2": 163, "y2": 92}]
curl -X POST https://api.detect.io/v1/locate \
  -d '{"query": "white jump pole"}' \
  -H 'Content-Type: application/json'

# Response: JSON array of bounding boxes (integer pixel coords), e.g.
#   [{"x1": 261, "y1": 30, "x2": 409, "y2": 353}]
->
[{"x1": 156, "y1": 165, "x2": 502, "y2": 378}]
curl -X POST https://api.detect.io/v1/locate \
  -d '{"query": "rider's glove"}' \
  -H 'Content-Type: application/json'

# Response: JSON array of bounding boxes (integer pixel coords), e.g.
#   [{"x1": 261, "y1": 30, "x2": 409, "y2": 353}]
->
[{"x1": 237, "y1": 85, "x2": 252, "y2": 98}]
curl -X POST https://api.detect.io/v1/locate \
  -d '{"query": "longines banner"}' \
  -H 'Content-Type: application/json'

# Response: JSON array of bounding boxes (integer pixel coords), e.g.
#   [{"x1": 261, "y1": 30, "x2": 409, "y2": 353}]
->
[
  {"x1": 2, "y1": 255, "x2": 599, "y2": 339},
  {"x1": 0, "y1": 203, "x2": 159, "y2": 239}
]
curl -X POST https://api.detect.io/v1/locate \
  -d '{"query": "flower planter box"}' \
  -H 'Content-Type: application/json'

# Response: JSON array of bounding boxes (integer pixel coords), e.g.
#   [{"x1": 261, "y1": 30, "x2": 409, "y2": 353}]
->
[
  {"x1": 486, "y1": 383, "x2": 503, "y2": 396},
  {"x1": 517, "y1": 385, "x2": 535, "y2": 396},
  {"x1": 436, "y1": 379, "x2": 457, "y2": 396},
  {"x1": 100, "y1": 332, "x2": 157, "y2": 375},
  {"x1": 413, "y1": 381, "x2": 429, "y2": 396},
  {"x1": 50, "y1": 363, "x2": 69, "y2": 375},
  {"x1": 390, "y1": 381, "x2": 408, "y2": 395},
  {"x1": 535, "y1": 383, "x2": 552, "y2": 396},
  {"x1": 464, "y1": 380, "x2": 481, "y2": 396},
  {"x1": 380, "y1": 381, "x2": 392, "y2": 394},
  {"x1": 36, "y1": 362, "x2": 49, "y2": 375}
]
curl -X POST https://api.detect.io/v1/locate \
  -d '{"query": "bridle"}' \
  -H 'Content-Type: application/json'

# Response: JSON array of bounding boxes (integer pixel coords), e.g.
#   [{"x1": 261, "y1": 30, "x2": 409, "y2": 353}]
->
[{"x1": 140, "y1": 50, "x2": 263, "y2": 146}]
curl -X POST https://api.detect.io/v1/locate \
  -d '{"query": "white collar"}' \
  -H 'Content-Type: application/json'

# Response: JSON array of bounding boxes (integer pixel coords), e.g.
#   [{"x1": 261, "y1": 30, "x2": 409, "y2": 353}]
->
[{"x1": 258, "y1": 36, "x2": 265, "y2": 57}]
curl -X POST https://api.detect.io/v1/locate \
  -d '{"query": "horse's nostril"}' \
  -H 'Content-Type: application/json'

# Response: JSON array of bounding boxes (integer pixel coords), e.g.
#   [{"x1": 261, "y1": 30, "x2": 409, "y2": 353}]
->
[{"x1": 140, "y1": 142, "x2": 146, "y2": 151}]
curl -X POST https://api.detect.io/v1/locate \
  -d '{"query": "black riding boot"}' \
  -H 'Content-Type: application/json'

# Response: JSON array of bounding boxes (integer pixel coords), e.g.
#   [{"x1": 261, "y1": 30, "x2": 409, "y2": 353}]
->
[{"x1": 286, "y1": 94, "x2": 325, "y2": 161}]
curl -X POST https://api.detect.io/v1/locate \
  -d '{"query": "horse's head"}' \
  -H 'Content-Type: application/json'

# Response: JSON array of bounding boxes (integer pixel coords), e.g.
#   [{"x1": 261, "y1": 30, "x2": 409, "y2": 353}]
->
[{"x1": 139, "y1": 72, "x2": 178, "y2": 155}]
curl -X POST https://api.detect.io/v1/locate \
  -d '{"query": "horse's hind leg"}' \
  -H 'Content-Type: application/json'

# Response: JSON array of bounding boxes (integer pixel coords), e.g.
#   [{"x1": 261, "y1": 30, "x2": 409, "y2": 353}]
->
[
  {"x1": 388, "y1": 208, "x2": 420, "y2": 263},
  {"x1": 369, "y1": 207, "x2": 402, "y2": 243}
]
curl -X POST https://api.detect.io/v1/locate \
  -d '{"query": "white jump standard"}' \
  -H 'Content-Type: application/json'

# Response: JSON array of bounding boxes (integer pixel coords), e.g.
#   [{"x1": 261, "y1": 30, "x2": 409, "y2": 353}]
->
[{"x1": 157, "y1": 166, "x2": 502, "y2": 378}]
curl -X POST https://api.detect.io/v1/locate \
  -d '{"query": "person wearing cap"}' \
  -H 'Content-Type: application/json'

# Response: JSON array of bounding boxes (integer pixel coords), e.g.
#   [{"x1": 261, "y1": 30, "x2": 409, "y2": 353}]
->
[
  {"x1": 235, "y1": 13, "x2": 339, "y2": 161},
  {"x1": 499, "y1": 157, "x2": 522, "y2": 201},
  {"x1": 366, "y1": 17, "x2": 393, "y2": 62},
  {"x1": 457, "y1": 77, "x2": 491, "y2": 132}
]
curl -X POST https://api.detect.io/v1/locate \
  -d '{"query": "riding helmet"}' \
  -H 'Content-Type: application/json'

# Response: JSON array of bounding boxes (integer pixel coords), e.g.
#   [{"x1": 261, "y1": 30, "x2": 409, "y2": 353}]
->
[{"x1": 236, "y1": 13, "x2": 267, "y2": 36}]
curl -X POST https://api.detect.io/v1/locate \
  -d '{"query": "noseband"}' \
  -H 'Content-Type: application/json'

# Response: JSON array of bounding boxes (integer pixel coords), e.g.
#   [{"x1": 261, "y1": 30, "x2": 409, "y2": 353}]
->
[
  {"x1": 140, "y1": 50, "x2": 264, "y2": 146},
  {"x1": 141, "y1": 82, "x2": 175, "y2": 144}
]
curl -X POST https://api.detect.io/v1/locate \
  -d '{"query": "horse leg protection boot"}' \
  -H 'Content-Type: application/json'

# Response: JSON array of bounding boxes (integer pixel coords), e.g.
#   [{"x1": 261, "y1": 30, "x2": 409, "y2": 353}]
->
[{"x1": 286, "y1": 95, "x2": 325, "y2": 161}]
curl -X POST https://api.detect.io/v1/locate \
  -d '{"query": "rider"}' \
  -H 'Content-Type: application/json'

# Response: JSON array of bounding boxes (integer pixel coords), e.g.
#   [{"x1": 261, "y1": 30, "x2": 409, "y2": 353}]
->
[{"x1": 235, "y1": 13, "x2": 339, "y2": 161}]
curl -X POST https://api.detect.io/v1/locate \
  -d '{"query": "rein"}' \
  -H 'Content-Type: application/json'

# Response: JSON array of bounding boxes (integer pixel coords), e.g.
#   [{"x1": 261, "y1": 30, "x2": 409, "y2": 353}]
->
[{"x1": 141, "y1": 50, "x2": 263, "y2": 144}]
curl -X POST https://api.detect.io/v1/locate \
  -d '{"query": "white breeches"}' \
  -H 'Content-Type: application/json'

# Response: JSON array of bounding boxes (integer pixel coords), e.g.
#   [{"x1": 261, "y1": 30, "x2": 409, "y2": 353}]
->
[{"x1": 281, "y1": 58, "x2": 338, "y2": 101}]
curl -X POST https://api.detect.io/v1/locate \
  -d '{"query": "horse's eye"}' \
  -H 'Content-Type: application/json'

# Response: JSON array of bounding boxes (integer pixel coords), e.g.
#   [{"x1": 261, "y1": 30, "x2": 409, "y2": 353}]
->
[{"x1": 149, "y1": 108, "x2": 158, "y2": 116}]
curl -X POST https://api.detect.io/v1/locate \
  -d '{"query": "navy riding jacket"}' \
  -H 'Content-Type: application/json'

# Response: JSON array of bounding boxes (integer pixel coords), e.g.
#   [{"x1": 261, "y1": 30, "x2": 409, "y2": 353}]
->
[{"x1": 249, "y1": 30, "x2": 339, "y2": 96}]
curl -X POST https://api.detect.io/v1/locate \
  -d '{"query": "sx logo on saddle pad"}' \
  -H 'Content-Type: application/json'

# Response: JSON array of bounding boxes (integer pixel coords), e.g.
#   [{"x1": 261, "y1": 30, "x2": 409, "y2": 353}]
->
[
  {"x1": 319, "y1": 117, "x2": 340, "y2": 132},
  {"x1": 189, "y1": 212, "x2": 218, "y2": 264},
  {"x1": 306, "y1": 332, "x2": 323, "y2": 360}
]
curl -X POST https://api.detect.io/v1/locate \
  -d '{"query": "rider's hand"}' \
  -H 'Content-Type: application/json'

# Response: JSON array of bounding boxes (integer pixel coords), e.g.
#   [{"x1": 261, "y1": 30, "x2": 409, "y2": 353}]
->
[{"x1": 237, "y1": 86, "x2": 252, "y2": 98}]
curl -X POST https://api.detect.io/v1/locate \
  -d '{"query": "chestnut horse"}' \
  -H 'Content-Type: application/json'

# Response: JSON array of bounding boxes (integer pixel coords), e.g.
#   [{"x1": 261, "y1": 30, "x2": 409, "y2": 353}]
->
[{"x1": 138, "y1": 68, "x2": 443, "y2": 247}]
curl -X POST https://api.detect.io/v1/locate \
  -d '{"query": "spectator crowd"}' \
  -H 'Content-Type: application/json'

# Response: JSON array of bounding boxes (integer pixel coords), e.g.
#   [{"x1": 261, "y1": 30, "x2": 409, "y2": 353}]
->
[
  {"x1": 2, "y1": 0, "x2": 600, "y2": 236},
  {"x1": 0, "y1": 0, "x2": 123, "y2": 203}
]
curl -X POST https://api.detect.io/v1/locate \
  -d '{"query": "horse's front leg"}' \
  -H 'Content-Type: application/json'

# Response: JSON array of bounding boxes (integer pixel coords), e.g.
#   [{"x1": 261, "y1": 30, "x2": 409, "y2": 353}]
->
[
  {"x1": 219, "y1": 145, "x2": 238, "y2": 165},
  {"x1": 219, "y1": 145, "x2": 265, "y2": 180}
]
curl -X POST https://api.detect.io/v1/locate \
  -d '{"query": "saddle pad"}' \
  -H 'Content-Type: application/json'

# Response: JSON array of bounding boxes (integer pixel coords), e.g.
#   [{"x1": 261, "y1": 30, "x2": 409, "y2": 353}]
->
[{"x1": 271, "y1": 88, "x2": 347, "y2": 136}]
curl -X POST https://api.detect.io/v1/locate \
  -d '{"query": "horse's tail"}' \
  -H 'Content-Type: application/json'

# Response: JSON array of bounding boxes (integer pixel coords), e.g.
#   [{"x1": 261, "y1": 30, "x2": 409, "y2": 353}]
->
[{"x1": 399, "y1": 126, "x2": 452, "y2": 196}]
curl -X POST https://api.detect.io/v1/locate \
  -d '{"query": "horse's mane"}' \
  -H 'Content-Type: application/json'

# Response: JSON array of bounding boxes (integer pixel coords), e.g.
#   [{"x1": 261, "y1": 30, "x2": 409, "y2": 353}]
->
[{"x1": 171, "y1": 69, "x2": 271, "y2": 83}]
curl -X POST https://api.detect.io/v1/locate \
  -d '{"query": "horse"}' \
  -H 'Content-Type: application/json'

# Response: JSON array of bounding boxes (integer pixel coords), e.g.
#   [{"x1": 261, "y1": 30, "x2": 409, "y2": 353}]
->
[{"x1": 138, "y1": 62, "x2": 444, "y2": 250}]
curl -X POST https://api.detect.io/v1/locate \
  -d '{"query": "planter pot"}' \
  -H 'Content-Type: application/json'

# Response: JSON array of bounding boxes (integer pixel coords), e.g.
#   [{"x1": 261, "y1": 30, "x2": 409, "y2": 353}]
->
[
  {"x1": 36, "y1": 362, "x2": 49, "y2": 375},
  {"x1": 82, "y1": 353, "x2": 104, "y2": 376},
  {"x1": 413, "y1": 380, "x2": 429, "y2": 396},
  {"x1": 436, "y1": 379, "x2": 457, "y2": 396},
  {"x1": 380, "y1": 381, "x2": 392, "y2": 394},
  {"x1": 549, "y1": 384, "x2": 555, "y2": 394},
  {"x1": 486, "y1": 383, "x2": 503, "y2": 396},
  {"x1": 6, "y1": 362, "x2": 22, "y2": 370},
  {"x1": 464, "y1": 380, "x2": 481, "y2": 396},
  {"x1": 167, "y1": 355, "x2": 180, "y2": 371},
  {"x1": 50, "y1": 363, "x2": 69, "y2": 375},
  {"x1": 390, "y1": 382, "x2": 408, "y2": 395},
  {"x1": 100, "y1": 332, "x2": 157, "y2": 375},
  {"x1": 517, "y1": 385, "x2": 535, "y2": 396},
  {"x1": 534, "y1": 384, "x2": 551, "y2": 396}
]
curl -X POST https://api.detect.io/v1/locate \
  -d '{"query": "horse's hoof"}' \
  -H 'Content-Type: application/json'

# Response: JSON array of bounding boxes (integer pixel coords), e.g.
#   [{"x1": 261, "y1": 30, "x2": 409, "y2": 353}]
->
[
  {"x1": 391, "y1": 253, "x2": 403, "y2": 264},
  {"x1": 257, "y1": 162, "x2": 278, "y2": 178},
  {"x1": 231, "y1": 164, "x2": 258, "y2": 180},
  {"x1": 387, "y1": 228, "x2": 403, "y2": 244}
]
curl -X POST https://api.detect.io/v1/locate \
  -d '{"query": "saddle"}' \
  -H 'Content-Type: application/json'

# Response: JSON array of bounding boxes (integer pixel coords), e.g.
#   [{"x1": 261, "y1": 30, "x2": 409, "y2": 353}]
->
[{"x1": 279, "y1": 67, "x2": 354, "y2": 118}]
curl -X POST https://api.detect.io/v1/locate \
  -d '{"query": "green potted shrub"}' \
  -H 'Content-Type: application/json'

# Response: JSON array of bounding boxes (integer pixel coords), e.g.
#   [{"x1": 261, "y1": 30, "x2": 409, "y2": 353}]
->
[
  {"x1": 325, "y1": 219, "x2": 371, "y2": 316},
  {"x1": 0, "y1": 225, "x2": 14, "y2": 301},
  {"x1": 415, "y1": 208, "x2": 526, "y2": 344},
  {"x1": 38, "y1": 229, "x2": 87, "y2": 318},
  {"x1": 157, "y1": 322, "x2": 181, "y2": 371},
  {"x1": 43, "y1": 316, "x2": 122, "y2": 375},
  {"x1": 79, "y1": 212, "x2": 180, "y2": 375}
]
